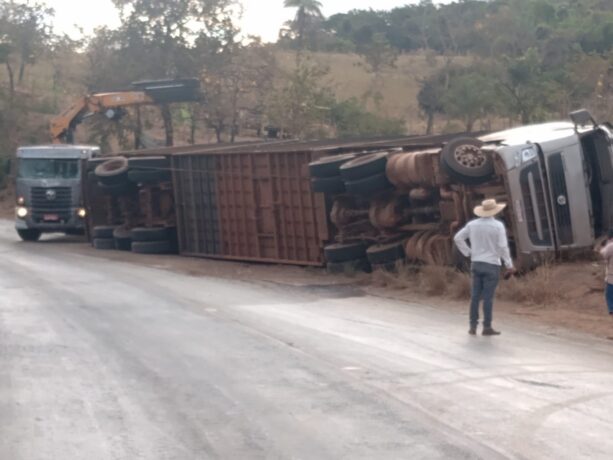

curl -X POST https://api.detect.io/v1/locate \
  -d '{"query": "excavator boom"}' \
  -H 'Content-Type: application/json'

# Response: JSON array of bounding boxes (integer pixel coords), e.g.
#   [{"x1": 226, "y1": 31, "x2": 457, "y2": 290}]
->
[{"x1": 50, "y1": 79, "x2": 201, "y2": 144}]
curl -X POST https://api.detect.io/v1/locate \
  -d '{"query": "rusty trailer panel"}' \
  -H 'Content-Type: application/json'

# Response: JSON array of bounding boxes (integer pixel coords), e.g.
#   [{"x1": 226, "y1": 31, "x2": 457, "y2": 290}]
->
[{"x1": 172, "y1": 151, "x2": 329, "y2": 266}]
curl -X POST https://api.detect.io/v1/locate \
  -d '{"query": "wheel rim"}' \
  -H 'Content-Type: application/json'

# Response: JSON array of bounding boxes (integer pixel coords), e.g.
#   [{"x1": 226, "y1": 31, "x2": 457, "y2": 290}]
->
[{"x1": 454, "y1": 144, "x2": 487, "y2": 169}]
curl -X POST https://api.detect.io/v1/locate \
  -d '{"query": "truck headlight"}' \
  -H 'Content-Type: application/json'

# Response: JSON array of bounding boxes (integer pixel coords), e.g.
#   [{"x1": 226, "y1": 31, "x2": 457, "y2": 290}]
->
[
  {"x1": 16, "y1": 207, "x2": 28, "y2": 219},
  {"x1": 77, "y1": 208, "x2": 87, "y2": 218},
  {"x1": 17, "y1": 196, "x2": 25, "y2": 205},
  {"x1": 521, "y1": 146, "x2": 538, "y2": 163}
]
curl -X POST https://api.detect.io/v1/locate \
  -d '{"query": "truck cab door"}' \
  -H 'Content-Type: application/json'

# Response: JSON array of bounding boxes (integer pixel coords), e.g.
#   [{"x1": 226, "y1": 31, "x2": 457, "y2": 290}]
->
[{"x1": 585, "y1": 126, "x2": 613, "y2": 235}]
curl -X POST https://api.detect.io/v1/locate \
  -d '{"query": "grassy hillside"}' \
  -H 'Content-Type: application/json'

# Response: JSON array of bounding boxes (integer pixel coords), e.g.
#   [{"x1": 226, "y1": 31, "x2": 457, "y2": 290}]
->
[
  {"x1": 1, "y1": 48, "x2": 476, "y2": 150},
  {"x1": 276, "y1": 50, "x2": 471, "y2": 134}
]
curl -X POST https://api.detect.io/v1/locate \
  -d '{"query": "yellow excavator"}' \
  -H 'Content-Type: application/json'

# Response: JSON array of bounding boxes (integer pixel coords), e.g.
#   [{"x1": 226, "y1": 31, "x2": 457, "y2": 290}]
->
[{"x1": 50, "y1": 78, "x2": 201, "y2": 144}]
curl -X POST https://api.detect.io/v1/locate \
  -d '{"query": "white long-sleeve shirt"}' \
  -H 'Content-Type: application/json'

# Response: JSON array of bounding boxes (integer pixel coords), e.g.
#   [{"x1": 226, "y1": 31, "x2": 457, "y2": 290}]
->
[
  {"x1": 600, "y1": 241, "x2": 613, "y2": 284},
  {"x1": 454, "y1": 217, "x2": 514, "y2": 269}
]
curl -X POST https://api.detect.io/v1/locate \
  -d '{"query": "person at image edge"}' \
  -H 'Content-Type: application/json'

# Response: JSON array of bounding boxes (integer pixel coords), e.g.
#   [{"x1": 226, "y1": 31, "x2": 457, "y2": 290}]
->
[{"x1": 599, "y1": 229, "x2": 613, "y2": 316}]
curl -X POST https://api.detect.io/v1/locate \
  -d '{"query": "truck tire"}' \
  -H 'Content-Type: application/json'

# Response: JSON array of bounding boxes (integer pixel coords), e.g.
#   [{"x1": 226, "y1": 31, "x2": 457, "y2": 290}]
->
[
  {"x1": 324, "y1": 242, "x2": 368, "y2": 263},
  {"x1": 96, "y1": 181, "x2": 135, "y2": 196},
  {"x1": 440, "y1": 137, "x2": 494, "y2": 184},
  {"x1": 340, "y1": 152, "x2": 388, "y2": 181},
  {"x1": 326, "y1": 258, "x2": 371, "y2": 275},
  {"x1": 309, "y1": 154, "x2": 356, "y2": 178},
  {"x1": 93, "y1": 225, "x2": 116, "y2": 239},
  {"x1": 113, "y1": 227, "x2": 132, "y2": 251},
  {"x1": 131, "y1": 227, "x2": 170, "y2": 242},
  {"x1": 127, "y1": 169, "x2": 171, "y2": 184},
  {"x1": 345, "y1": 173, "x2": 393, "y2": 196},
  {"x1": 311, "y1": 176, "x2": 346, "y2": 194},
  {"x1": 93, "y1": 238, "x2": 116, "y2": 250},
  {"x1": 114, "y1": 238, "x2": 132, "y2": 251},
  {"x1": 17, "y1": 229, "x2": 41, "y2": 242},
  {"x1": 87, "y1": 157, "x2": 116, "y2": 173},
  {"x1": 95, "y1": 157, "x2": 129, "y2": 186},
  {"x1": 132, "y1": 240, "x2": 172, "y2": 255},
  {"x1": 366, "y1": 241, "x2": 406, "y2": 265},
  {"x1": 128, "y1": 156, "x2": 169, "y2": 170}
]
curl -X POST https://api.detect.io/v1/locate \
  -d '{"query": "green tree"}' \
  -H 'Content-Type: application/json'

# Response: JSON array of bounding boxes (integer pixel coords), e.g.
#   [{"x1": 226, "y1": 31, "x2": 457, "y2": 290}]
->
[
  {"x1": 357, "y1": 32, "x2": 398, "y2": 110},
  {"x1": 443, "y1": 71, "x2": 498, "y2": 132},
  {"x1": 497, "y1": 48, "x2": 558, "y2": 123},
  {"x1": 330, "y1": 98, "x2": 405, "y2": 138},
  {"x1": 267, "y1": 59, "x2": 334, "y2": 139},
  {"x1": 86, "y1": 0, "x2": 234, "y2": 146},
  {"x1": 0, "y1": 1, "x2": 53, "y2": 99},
  {"x1": 417, "y1": 72, "x2": 447, "y2": 135}
]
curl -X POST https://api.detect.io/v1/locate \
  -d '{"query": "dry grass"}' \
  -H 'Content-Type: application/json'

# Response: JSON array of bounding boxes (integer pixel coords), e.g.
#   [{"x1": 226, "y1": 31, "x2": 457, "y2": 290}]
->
[
  {"x1": 275, "y1": 50, "x2": 474, "y2": 132},
  {"x1": 368, "y1": 261, "x2": 597, "y2": 308},
  {"x1": 498, "y1": 264, "x2": 564, "y2": 306},
  {"x1": 417, "y1": 265, "x2": 472, "y2": 300},
  {"x1": 370, "y1": 263, "x2": 472, "y2": 300}
]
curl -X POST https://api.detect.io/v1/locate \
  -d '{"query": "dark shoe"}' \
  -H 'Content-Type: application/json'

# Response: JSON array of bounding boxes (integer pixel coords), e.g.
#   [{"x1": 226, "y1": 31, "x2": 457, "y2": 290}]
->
[
  {"x1": 468, "y1": 326, "x2": 477, "y2": 335},
  {"x1": 482, "y1": 328, "x2": 501, "y2": 336}
]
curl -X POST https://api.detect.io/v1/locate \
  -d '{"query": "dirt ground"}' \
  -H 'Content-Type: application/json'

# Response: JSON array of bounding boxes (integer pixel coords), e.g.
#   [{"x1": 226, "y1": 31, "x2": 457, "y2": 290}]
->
[
  {"x1": 44, "y1": 233, "x2": 612, "y2": 341},
  {"x1": 367, "y1": 262, "x2": 612, "y2": 340}
]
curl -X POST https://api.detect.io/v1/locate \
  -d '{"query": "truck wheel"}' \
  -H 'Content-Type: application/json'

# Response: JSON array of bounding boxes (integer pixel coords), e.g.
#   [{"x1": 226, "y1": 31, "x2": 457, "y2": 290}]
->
[
  {"x1": 440, "y1": 137, "x2": 494, "y2": 184},
  {"x1": 113, "y1": 227, "x2": 132, "y2": 251},
  {"x1": 309, "y1": 154, "x2": 356, "y2": 178},
  {"x1": 114, "y1": 238, "x2": 132, "y2": 251},
  {"x1": 311, "y1": 176, "x2": 346, "y2": 194},
  {"x1": 345, "y1": 173, "x2": 393, "y2": 196},
  {"x1": 93, "y1": 238, "x2": 116, "y2": 250},
  {"x1": 326, "y1": 258, "x2": 371, "y2": 275},
  {"x1": 127, "y1": 169, "x2": 171, "y2": 185},
  {"x1": 132, "y1": 240, "x2": 173, "y2": 255},
  {"x1": 95, "y1": 157, "x2": 129, "y2": 186},
  {"x1": 366, "y1": 241, "x2": 406, "y2": 265},
  {"x1": 324, "y1": 242, "x2": 368, "y2": 263},
  {"x1": 17, "y1": 229, "x2": 41, "y2": 242},
  {"x1": 131, "y1": 227, "x2": 170, "y2": 242},
  {"x1": 128, "y1": 156, "x2": 170, "y2": 170},
  {"x1": 340, "y1": 152, "x2": 388, "y2": 181},
  {"x1": 93, "y1": 226, "x2": 116, "y2": 239},
  {"x1": 97, "y1": 181, "x2": 135, "y2": 196},
  {"x1": 87, "y1": 157, "x2": 116, "y2": 173}
]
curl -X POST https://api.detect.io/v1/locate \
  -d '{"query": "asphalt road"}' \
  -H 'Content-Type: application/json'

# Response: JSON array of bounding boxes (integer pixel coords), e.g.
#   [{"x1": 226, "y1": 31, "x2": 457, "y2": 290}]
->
[{"x1": 1, "y1": 222, "x2": 613, "y2": 459}]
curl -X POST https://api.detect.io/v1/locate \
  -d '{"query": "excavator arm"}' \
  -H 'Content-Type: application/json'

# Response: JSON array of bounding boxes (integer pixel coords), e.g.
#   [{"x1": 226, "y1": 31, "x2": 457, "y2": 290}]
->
[{"x1": 50, "y1": 79, "x2": 201, "y2": 144}]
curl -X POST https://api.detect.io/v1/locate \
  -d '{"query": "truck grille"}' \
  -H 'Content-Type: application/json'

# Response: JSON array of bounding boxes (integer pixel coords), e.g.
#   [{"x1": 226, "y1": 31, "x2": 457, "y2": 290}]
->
[
  {"x1": 547, "y1": 153, "x2": 573, "y2": 245},
  {"x1": 30, "y1": 187, "x2": 72, "y2": 221},
  {"x1": 520, "y1": 163, "x2": 552, "y2": 245}
]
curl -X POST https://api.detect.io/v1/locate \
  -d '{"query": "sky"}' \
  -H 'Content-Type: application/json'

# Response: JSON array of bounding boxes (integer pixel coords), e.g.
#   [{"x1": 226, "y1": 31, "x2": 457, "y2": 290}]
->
[{"x1": 45, "y1": 0, "x2": 425, "y2": 42}]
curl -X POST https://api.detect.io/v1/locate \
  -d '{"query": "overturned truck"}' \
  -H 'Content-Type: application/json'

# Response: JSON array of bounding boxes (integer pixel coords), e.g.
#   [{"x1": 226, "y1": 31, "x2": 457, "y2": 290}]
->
[{"x1": 82, "y1": 110, "x2": 613, "y2": 271}]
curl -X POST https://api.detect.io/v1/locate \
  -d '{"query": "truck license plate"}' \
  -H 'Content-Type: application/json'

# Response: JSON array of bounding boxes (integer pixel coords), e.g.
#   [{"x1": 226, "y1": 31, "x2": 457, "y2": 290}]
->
[{"x1": 43, "y1": 214, "x2": 59, "y2": 221}]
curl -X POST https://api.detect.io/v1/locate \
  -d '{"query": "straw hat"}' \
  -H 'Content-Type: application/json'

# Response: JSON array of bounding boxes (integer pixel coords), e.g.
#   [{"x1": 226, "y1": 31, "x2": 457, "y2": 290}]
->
[{"x1": 474, "y1": 198, "x2": 506, "y2": 217}]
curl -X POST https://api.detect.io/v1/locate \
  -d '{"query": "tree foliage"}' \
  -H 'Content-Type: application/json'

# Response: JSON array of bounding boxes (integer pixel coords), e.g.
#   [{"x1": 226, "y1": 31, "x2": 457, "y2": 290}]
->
[{"x1": 3, "y1": 0, "x2": 613, "y2": 162}]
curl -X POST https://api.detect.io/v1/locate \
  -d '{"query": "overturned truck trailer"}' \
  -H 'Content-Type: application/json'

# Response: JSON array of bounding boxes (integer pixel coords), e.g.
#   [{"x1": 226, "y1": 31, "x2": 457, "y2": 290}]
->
[
  {"x1": 83, "y1": 141, "x2": 335, "y2": 263},
  {"x1": 312, "y1": 110, "x2": 613, "y2": 272},
  {"x1": 82, "y1": 110, "x2": 613, "y2": 270}
]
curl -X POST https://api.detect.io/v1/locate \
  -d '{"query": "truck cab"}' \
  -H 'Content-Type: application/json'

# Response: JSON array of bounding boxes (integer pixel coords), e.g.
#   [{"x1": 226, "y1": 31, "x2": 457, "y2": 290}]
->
[
  {"x1": 483, "y1": 115, "x2": 613, "y2": 268},
  {"x1": 15, "y1": 145, "x2": 100, "y2": 241}
]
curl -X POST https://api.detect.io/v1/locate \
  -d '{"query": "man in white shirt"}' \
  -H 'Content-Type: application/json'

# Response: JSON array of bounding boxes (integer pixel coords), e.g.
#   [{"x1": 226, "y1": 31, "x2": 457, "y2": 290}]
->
[{"x1": 454, "y1": 199, "x2": 516, "y2": 336}]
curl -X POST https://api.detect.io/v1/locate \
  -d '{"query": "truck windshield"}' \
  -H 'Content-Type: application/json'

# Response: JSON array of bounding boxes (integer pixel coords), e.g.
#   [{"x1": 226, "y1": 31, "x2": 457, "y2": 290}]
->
[{"x1": 18, "y1": 158, "x2": 79, "y2": 179}]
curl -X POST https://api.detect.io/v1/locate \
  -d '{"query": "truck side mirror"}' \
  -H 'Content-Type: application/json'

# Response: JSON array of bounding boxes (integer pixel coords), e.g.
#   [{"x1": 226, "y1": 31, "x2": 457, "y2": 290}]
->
[{"x1": 569, "y1": 109, "x2": 596, "y2": 128}]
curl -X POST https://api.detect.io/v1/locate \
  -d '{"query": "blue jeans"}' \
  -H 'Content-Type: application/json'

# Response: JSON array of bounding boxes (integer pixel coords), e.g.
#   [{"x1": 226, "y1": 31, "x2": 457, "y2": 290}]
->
[
  {"x1": 470, "y1": 262, "x2": 501, "y2": 328},
  {"x1": 606, "y1": 283, "x2": 613, "y2": 315}
]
